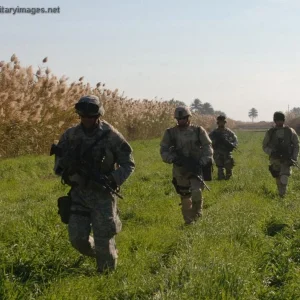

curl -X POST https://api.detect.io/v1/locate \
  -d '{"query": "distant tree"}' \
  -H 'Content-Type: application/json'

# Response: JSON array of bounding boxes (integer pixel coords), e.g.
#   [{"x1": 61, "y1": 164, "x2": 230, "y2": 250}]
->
[
  {"x1": 169, "y1": 98, "x2": 186, "y2": 106},
  {"x1": 291, "y1": 107, "x2": 300, "y2": 116},
  {"x1": 190, "y1": 98, "x2": 203, "y2": 113},
  {"x1": 214, "y1": 110, "x2": 226, "y2": 117},
  {"x1": 202, "y1": 102, "x2": 214, "y2": 115},
  {"x1": 248, "y1": 108, "x2": 258, "y2": 122}
]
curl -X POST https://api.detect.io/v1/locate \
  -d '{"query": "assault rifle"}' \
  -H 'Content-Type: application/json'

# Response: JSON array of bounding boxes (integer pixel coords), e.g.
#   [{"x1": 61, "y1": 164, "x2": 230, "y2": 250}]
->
[
  {"x1": 270, "y1": 146, "x2": 300, "y2": 170},
  {"x1": 173, "y1": 151, "x2": 211, "y2": 191},
  {"x1": 78, "y1": 167, "x2": 124, "y2": 199},
  {"x1": 50, "y1": 140, "x2": 124, "y2": 199},
  {"x1": 212, "y1": 132, "x2": 240, "y2": 153},
  {"x1": 290, "y1": 159, "x2": 300, "y2": 170}
]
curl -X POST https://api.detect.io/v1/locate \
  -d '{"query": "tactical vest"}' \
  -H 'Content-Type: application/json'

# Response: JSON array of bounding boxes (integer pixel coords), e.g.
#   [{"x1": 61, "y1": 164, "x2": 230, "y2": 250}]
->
[
  {"x1": 60, "y1": 124, "x2": 114, "y2": 186},
  {"x1": 167, "y1": 126, "x2": 202, "y2": 159},
  {"x1": 167, "y1": 126, "x2": 213, "y2": 181},
  {"x1": 268, "y1": 126, "x2": 293, "y2": 157}
]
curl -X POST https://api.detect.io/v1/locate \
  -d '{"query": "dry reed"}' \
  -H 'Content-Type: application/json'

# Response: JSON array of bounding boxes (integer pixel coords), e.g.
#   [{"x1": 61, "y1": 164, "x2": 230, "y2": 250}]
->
[{"x1": 0, "y1": 55, "x2": 234, "y2": 157}]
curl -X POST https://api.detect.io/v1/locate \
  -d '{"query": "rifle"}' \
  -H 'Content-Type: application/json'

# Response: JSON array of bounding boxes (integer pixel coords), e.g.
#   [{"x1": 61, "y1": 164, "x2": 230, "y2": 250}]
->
[
  {"x1": 212, "y1": 132, "x2": 240, "y2": 153},
  {"x1": 79, "y1": 167, "x2": 124, "y2": 199},
  {"x1": 173, "y1": 150, "x2": 211, "y2": 191},
  {"x1": 50, "y1": 132, "x2": 124, "y2": 199},
  {"x1": 195, "y1": 175, "x2": 211, "y2": 191},
  {"x1": 290, "y1": 159, "x2": 300, "y2": 170}
]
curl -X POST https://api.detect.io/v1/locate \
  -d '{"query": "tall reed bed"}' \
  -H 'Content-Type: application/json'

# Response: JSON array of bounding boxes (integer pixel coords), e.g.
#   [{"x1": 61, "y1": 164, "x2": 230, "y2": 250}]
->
[{"x1": 0, "y1": 55, "x2": 232, "y2": 157}]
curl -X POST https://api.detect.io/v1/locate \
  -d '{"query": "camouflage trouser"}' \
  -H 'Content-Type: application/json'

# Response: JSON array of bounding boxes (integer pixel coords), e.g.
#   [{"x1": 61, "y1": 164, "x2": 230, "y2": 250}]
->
[
  {"x1": 213, "y1": 152, "x2": 234, "y2": 180},
  {"x1": 68, "y1": 187, "x2": 122, "y2": 273},
  {"x1": 172, "y1": 166, "x2": 204, "y2": 224},
  {"x1": 269, "y1": 158, "x2": 291, "y2": 197}
]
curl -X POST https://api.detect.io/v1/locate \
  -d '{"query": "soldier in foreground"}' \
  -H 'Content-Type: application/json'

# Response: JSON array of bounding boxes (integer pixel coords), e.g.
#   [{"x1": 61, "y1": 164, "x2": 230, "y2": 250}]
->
[
  {"x1": 160, "y1": 106, "x2": 213, "y2": 225},
  {"x1": 52, "y1": 95, "x2": 135, "y2": 273},
  {"x1": 209, "y1": 115, "x2": 238, "y2": 180},
  {"x1": 263, "y1": 111, "x2": 299, "y2": 197}
]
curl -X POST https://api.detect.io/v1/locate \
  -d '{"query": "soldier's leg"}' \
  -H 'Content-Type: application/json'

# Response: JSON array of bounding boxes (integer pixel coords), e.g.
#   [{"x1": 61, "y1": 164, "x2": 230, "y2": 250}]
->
[
  {"x1": 172, "y1": 173, "x2": 194, "y2": 224},
  {"x1": 217, "y1": 167, "x2": 225, "y2": 180},
  {"x1": 278, "y1": 163, "x2": 291, "y2": 197},
  {"x1": 214, "y1": 153, "x2": 225, "y2": 180},
  {"x1": 68, "y1": 213, "x2": 96, "y2": 258},
  {"x1": 180, "y1": 195, "x2": 194, "y2": 224},
  {"x1": 224, "y1": 156, "x2": 234, "y2": 180},
  {"x1": 190, "y1": 177, "x2": 204, "y2": 220},
  {"x1": 91, "y1": 194, "x2": 121, "y2": 273},
  {"x1": 269, "y1": 159, "x2": 282, "y2": 196},
  {"x1": 68, "y1": 189, "x2": 96, "y2": 257}
]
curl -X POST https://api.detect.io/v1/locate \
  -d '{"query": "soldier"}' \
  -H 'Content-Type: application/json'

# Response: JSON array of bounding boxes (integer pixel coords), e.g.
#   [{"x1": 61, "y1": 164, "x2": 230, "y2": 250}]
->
[
  {"x1": 209, "y1": 115, "x2": 238, "y2": 180},
  {"x1": 160, "y1": 106, "x2": 213, "y2": 225},
  {"x1": 52, "y1": 95, "x2": 135, "y2": 273},
  {"x1": 263, "y1": 111, "x2": 299, "y2": 197}
]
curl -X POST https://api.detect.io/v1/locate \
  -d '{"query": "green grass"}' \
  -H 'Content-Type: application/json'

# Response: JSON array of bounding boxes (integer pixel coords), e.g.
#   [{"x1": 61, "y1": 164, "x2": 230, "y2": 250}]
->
[{"x1": 1, "y1": 131, "x2": 300, "y2": 299}]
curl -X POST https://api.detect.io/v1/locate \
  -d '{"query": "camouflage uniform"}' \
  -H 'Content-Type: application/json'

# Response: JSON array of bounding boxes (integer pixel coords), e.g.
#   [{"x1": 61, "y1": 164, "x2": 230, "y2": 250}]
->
[
  {"x1": 53, "y1": 96, "x2": 135, "y2": 272},
  {"x1": 263, "y1": 122, "x2": 299, "y2": 197},
  {"x1": 209, "y1": 127, "x2": 238, "y2": 180},
  {"x1": 160, "y1": 106, "x2": 213, "y2": 224}
]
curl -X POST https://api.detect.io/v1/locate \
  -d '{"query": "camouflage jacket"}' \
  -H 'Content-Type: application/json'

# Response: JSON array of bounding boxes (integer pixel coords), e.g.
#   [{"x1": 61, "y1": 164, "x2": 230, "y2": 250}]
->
[
  {"x1": 53, "y1": 120, "x2": 135, "y2": 187},
  {"x1": 160, "y1": 124, "x2": 213, "y2": 165},
  {"x1": 209, "y1": 128, "x2": 238, "y2": 154},
  {"x1": 262, "y1": 125, "x2": 299, "y2": 161}
]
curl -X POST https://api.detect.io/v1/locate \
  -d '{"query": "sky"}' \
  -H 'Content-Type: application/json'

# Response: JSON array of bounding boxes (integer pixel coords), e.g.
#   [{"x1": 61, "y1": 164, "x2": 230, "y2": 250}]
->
[{"x1": 1, "y1": 0, "x2": 300, "y2": 121}]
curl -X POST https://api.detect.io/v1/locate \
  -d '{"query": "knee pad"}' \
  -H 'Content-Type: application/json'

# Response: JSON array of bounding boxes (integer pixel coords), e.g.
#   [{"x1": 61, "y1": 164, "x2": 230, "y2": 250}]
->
[
  {"x1": 280, "y1": 175, "x2": 288, "y2": 185},
  {"x1": 172, "y1": 178, "x2": 191, "y2": 196}
]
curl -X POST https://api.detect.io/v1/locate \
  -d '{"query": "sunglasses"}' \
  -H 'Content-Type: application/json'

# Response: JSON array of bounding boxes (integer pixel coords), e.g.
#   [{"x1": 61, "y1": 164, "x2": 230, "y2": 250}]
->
[
  {"x1": 75, "y1": 102, "x2": 99, "y2": 115},
  {"x1": 176, "y1": 116, "x2": 188, "y2": 121},
  {"x1": 79, "y1": 114, "x2": 97, "y2": 119}
]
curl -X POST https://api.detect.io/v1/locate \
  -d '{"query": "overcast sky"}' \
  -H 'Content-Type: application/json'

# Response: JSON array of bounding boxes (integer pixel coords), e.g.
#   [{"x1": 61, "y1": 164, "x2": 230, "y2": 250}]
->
[{"x1": 1, "y1": 0, "x2": 300, "y2": 121}]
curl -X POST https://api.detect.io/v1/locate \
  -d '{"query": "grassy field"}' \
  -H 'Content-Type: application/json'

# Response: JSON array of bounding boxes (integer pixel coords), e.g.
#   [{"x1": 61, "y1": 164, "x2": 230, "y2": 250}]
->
[{"x1": 1, "y1": 131, "x2": 300, "y2": 299}]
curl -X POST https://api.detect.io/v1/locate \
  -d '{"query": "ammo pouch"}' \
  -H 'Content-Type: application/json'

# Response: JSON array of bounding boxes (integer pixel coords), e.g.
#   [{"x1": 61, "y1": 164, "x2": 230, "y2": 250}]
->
[
  {"x1": 268, "y1": 165, "x2": 280, "y2": 178},
  {"x1": 202, "y1": 161, "x2": 213, "y2": 181},
  {"x1": 57, "y1": 195, "x2": 72, "y2": 224}
]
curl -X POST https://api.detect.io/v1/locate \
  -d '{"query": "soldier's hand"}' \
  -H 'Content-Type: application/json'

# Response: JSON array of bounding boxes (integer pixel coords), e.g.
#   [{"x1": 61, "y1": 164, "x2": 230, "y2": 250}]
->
[{"x1": 107, "y1": 174, "x2": 118, "y2": 190}]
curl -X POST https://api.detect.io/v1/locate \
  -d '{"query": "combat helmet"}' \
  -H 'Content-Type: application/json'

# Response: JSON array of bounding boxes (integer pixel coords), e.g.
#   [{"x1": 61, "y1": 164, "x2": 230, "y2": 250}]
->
[
  {"x1": 273, "y1": 111, "x2": 285, "y2": 122},
  {"x1": 174, "y1": 106, "x2": 192, "y2": 119},
  {"x1": 217, "y1": 115, "x2": 226, "y2": 122},
  {"x1": 75, "y1": 95, "x2": 105, "y2": 117}
]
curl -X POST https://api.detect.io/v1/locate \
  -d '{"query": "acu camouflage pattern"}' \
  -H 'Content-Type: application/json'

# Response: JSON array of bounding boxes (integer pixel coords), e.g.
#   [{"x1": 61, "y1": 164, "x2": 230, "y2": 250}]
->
[
  {"x1": 160, "y1": 124, "x2": 213, "y2": 224},
  {"x1": 54, "y1": 120, "x2": 135, "y2": 272},
  {"x1": 209, "y1": 128, "x2": 238, "y2": 180},
  {"x1": 263, "y1": 125, "x2": 299, "y2": 197}
]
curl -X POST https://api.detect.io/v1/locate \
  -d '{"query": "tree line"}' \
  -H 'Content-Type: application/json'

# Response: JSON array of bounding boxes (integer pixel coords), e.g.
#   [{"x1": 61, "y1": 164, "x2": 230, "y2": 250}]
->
[
  {"x1": 169, "y1": 98, "x2": 226, "y2": 116},
  {"x1": 169, "y1": 98, "x2": 260, "y2": 122}
]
